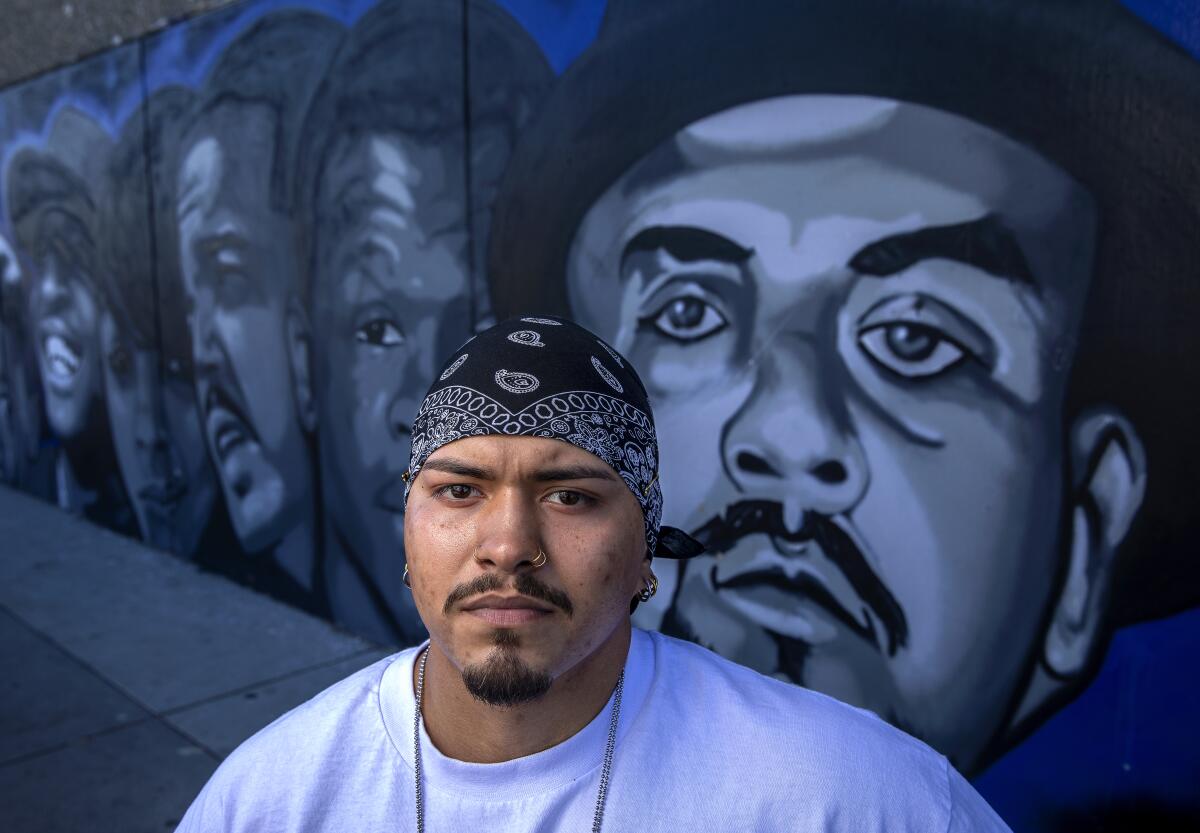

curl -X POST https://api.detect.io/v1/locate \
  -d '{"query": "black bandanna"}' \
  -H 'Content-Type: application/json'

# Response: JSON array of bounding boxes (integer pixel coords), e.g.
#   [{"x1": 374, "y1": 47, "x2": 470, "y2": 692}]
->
[{"x1": 404, "y1": 316, "x2": 703, "y2": 560}]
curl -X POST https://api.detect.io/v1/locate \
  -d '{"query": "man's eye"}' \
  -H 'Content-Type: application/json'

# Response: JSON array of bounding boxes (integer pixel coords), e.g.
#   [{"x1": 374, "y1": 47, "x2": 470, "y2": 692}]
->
[
  {"x1": 644, "y1": 296, "x2": 727, "y2": 343},
  {"x1": 547, "y1": 490, "x2": 589, "y2": 507},
  {"x1": 437, "y1": 484, "x2": 477, "y2": 500},
  {"x1": 858, "y1": 322, "x2": 966, "y2": 378},
  {"x1": 355, "y1": 318, "x2": 405, "y2": 347}
]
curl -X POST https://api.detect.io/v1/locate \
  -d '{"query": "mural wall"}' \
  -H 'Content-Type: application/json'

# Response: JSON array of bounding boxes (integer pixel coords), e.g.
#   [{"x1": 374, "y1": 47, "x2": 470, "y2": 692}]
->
[{"x1": 1, "y1": 0, "x2": 1196, "y2": 828}]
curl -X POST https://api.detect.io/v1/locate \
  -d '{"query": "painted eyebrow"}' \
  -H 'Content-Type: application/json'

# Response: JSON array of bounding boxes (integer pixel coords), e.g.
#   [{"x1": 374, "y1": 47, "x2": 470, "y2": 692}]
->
[
  {"x1": 847, "y1": 214, "x2": 1038, "y2": 290},
  {"x1": 621, "y1": 225, "x2": 754, "y2": 273}
]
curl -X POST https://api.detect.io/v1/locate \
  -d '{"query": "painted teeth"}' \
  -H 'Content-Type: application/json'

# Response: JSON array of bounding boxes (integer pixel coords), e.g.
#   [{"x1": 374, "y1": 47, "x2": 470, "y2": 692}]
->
[{"x1": 45, "y1": 335, "x2": 80, "y2": 375}]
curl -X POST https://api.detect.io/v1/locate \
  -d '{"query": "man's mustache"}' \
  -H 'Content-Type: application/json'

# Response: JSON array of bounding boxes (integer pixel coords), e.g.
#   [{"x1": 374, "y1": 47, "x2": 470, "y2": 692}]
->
[
  {"x1": 443, "y1": 570, "x2": 575, "y2": 617},
  {"x1": 691, "y1": 500, "x2": 909, "y2": 656}
]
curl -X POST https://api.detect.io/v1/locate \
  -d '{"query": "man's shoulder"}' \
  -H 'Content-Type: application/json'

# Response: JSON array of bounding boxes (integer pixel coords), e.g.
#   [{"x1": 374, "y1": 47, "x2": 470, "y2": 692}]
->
[{"x1": 177, "y1": 649, "x2": 410, "y2": 831}]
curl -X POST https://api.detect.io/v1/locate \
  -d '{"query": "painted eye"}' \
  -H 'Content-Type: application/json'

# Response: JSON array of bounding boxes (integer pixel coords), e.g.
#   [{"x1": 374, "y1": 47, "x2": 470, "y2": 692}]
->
[
  {"x1": 858, "y1": 322, "x2": 966, "y2": 378},
  {"x1": 355, "y1": 319, "x2": 404, "y2": 347},
  {"x1": 107, "y1": 346, "x2": 131, "y2": 376},
  {"x1": 646, "y1": 296, "x2": 727, "y2": 343}
]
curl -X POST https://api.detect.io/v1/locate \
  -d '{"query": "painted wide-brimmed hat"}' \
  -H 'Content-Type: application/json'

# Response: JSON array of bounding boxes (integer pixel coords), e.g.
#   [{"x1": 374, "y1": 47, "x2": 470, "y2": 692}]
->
[{"x1": 487, "y1": 0, "x2": 1200, "y2": 626}]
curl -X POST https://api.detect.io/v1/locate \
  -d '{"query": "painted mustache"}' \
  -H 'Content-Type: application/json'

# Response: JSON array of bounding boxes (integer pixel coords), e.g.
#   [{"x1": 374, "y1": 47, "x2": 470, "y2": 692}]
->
[
  {"x1": 691, "y1": 500, "x2": 909, "y2": 655},
  {"x1": 443, "y1": 570, "x2": 575, "y2": 617}
]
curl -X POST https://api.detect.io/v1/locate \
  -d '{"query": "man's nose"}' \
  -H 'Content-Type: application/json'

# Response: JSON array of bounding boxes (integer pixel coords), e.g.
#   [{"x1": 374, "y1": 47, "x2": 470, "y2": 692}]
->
[
  {"x1": 722, "y1": 337, "x2": 868, "y2": 517},
  {"x1": 472, "y1": 489, "x2": 547, "y2": 573}
]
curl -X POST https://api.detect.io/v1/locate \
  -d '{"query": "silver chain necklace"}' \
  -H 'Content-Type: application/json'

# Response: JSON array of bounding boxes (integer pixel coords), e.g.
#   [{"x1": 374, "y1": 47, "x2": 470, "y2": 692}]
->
[{"x1": 413, "y1": 647, "x2": 624, "y2": 833}]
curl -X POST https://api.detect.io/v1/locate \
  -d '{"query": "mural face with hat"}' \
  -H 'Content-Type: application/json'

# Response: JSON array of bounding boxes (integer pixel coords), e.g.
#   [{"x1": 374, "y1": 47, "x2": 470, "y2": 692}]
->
[{"x1": 565, "y1": 93, "x2": 1127, "y2": 772}]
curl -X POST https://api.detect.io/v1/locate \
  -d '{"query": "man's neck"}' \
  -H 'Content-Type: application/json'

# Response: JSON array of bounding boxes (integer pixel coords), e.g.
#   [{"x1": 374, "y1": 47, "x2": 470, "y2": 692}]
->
[{"x1": 418, "y1": 623, "x2": 632, "y2": 764}]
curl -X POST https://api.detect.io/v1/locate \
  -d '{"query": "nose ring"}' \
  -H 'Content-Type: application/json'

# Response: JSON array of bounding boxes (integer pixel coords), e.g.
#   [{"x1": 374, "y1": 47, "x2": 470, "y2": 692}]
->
[{"x1": 472, "y1": 547, "x2": 547, "y2": 568}]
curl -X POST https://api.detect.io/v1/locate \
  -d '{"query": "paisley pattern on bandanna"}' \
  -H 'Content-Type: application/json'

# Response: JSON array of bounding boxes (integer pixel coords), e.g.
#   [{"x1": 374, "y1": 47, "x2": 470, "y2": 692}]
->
[
  {"x1": 597, "y1": 339, "x2": 625, "y2": 367},
  {"x1": 439, "y1": 353, "x2": 468, "y2": 380},
  {"x1": 404, "y1": 316, "x2": 701, "y2": 559},
  {"x1": 591, "y1": 356, "x2": 624, "y2": 393},
  {"x1": 507, "y1": 329, "x2": 545, "y2": 347},
  {"x1": 494, "y1": 369, "x2": 540, "y2": 394}
]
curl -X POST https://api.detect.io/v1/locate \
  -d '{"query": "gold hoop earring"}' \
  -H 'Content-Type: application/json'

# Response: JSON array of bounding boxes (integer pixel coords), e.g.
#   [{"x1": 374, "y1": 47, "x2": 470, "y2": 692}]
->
[
  {"x1": 638, "y1": 573, "x2": 658, "y2": 603},
  {"x1": 529, "y1": 549, "x2": 548, "y2": 569},
  {"x1": 402, "y1": 563, "x2": 412, "y2": 589}
]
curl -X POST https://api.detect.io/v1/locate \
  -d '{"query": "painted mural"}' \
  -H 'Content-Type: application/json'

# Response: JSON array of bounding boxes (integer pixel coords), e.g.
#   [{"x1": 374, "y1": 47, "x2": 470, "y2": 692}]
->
[{"x1": 0, "y1": 0, "x2": 1196, "y2": 829}]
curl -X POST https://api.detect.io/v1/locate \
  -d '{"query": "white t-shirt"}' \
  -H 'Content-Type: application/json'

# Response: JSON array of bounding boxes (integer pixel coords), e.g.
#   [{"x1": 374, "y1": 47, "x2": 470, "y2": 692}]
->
[{"x1": 177, "y1": 629, "x2": 1009, "y2": 832}]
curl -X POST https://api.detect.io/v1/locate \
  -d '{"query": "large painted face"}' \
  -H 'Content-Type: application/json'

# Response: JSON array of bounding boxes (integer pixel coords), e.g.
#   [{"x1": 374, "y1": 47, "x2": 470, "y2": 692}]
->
[
  {"x1": 176, "y1": 102, "x2": 312, "y2": 554},
  {"x1": 404, "y1": 435, "x2": 650, "y2": 687},
  {"x1": 311, "y1": 133, "x2": 472, "y2": 610},
  {"x1": 99, "y1": 310, "x2": 218, "y2": 556},
  {"x1": 568, "y1": 95, "x2": 1099, "y2": 768},
  {"x1": 28, "y1": 226, "x2": 103, "y2": 440}
]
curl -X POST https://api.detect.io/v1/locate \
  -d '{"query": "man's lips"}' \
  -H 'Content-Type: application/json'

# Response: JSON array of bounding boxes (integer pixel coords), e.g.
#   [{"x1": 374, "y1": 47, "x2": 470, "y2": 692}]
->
[{"x1": 460, "y1": 594, "x2": 555, "y2": 626}]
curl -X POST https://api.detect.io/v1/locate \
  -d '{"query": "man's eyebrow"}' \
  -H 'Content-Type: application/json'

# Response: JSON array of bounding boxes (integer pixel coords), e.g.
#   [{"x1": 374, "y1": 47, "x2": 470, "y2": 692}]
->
[
  {"x1": 847, "y1": 214, "x2": 1038, "y2": 290},
  {"x1": 620, "y1": 225, "x2": 754, "y2": 272},
  {"x1": 421, "y1": 458, "x2": 495, "y2": 479},
  {"x1": 530, "y1": 464, "x2": 620, "y2": 484}
]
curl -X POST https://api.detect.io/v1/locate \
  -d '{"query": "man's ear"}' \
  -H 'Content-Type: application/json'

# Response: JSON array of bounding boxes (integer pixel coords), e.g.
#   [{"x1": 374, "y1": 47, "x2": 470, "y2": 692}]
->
[
  {"x1": 286, "y1": 296, "x2": 317, "y2": 434},
  {"x1": 1043, "y1": 408, "x2": 1146, "y2": 677}
]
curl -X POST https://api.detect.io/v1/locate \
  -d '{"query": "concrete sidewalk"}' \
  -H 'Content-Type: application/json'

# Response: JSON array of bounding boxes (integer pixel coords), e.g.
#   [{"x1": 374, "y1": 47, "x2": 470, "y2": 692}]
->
[{"x1": 0, "y1": 485, "x2": 394, "y2": 832}]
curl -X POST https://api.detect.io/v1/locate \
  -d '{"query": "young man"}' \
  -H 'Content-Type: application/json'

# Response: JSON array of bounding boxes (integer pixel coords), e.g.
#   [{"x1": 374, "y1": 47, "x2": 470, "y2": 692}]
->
[{"x1": 177, "y1": 318, "x2": 1008, "y2": 831}]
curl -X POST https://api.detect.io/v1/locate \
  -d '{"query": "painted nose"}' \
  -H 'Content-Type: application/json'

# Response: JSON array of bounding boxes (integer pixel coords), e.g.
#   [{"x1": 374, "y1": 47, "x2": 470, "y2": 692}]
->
[{"x1": 722, "y1": 338, "x2": 867, "y2": 517}]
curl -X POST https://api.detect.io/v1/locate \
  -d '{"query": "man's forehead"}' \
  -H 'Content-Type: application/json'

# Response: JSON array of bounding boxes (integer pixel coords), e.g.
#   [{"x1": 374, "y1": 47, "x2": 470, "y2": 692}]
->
[{"x1": 429, "y1": 434, "x2": 606, "y2": 465}]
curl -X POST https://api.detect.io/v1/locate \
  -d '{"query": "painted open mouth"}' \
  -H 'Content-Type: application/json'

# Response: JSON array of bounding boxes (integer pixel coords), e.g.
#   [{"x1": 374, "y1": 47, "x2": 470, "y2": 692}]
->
[
  {"x1": 42, "y1": 332, "x2": 82, "y2": 382},
  {"x1": 204, "y1": 384, "x2": 258, "y2": 463}
]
